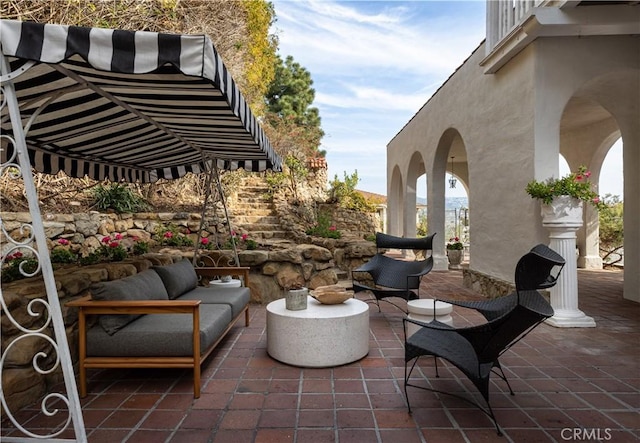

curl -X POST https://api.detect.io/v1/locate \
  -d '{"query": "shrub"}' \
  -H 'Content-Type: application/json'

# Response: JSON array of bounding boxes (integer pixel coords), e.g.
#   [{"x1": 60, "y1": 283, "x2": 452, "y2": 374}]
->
[
  {"x1": 306, "y1": 212, "x2": 341, "y2": 239},
  {"x1": 91, "y1": 183, "x2": 149, "y2": 213},
  {"x1": 328, "y1": 170, "x2": 376, "y2": 212},
  {"x1": 50, "y1": 248, "x2": 77, "y2": 264},
  {"x1": 132, "y1": 238, "x2": 150, "y2": 255},
  {"x1": 599, "y1": 194, "x2": 624, "y2": 265}
]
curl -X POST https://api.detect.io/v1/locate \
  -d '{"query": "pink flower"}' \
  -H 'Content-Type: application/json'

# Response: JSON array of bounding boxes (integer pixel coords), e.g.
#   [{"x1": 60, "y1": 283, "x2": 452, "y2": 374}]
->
[
  {"x1": 109, "y1": 241, "x2": 119, "y2": 248},
  {"x1": 201, "y1": 237, "x2": 209, "y2": 245},
  {"x1": 114, "y1": 233, "x2": 123, "y2": 240},
  {"x1": 164, "y1": 231, "x2": 173, "y2": 238},
  {"x1": 231, "y1": 231, "x2": 236, "y2": 237},
  {"x1": 329, "y1": 226, "x2": 337, "y2": 231},
  {"x1": 575, "y1": 174, "x2": 584, "y2": 181},
  {"x1": 132, "y1": 236, "x2": 140, "y2": 241},
  {"x1": 584, "y1": 171, "x2": 591, "y2": 178},
  {"x1": 101, "y1": 236, "x2": 111, "y2": 244},
  {"x1": 186, "y1": 228, "x2": 191, "y2": 234},
  {"x1": 592, "y1": 197, "x2": 600, "y2": 204},
  {"x1": 454, "y1": 237, "x2": 460, "y2": 242},
  {"x1": 58, "y1": 238, "x2": 69, "y2": 246},
  {"x1": 241, "y1": 233, "x2": 248, "y2": 241}
]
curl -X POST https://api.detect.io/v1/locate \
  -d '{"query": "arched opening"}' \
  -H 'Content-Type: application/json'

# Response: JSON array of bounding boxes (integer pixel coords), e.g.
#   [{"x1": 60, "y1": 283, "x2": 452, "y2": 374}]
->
[
  {"x1": 559, "y1": 94, "x2": 625, "y2": 271},
  {"x1": 559, "y1": 139, "x2": 624, "y2": 268},
  {"x1": 388, "y1": 165, "x2": 404, "y2": 236},
  {"x1": 433, "y1": 128, "x2": 470, "y2": 269}
]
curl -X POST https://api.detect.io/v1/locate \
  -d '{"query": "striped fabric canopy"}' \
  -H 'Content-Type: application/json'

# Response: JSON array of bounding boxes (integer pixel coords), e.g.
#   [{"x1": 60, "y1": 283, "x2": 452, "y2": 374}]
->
[{"x1": 0, "y1": 20, "x2": 281, "y2": 182}]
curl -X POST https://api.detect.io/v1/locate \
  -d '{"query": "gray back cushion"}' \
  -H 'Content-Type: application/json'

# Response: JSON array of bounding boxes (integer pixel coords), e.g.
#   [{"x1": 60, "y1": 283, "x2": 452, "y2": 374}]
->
[
  {"x1": 91, "y1": 269, "x2": 169, "y2": 335},
  {"x1": 152, "y1": 259, "x2": 198, "y2": 299}
]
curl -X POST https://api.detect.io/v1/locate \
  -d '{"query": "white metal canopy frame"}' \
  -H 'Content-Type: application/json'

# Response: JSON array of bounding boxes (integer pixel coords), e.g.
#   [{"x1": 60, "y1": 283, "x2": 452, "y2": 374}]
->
[{"x1": 1, "y1": 19, "x2": 281, "y2": 442}]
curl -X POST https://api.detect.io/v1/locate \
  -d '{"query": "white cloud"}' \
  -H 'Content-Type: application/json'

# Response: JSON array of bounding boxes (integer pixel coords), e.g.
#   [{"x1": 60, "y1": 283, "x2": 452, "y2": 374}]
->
[
  {"x1": 273, "y1": 1, "x2": 484, "y2": 78},
  {"x1": 271, "y1": 0, "x2": 486, "y2": 195}
]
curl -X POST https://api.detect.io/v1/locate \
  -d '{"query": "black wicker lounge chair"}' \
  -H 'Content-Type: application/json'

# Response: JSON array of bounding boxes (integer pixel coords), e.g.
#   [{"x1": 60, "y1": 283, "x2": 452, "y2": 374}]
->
[
  {"x1": 403, "y1": 244, "x2": 565, "y2": 436},
  {"x1": 352, "y1": 232, "x2": 436, "y2": 312}
]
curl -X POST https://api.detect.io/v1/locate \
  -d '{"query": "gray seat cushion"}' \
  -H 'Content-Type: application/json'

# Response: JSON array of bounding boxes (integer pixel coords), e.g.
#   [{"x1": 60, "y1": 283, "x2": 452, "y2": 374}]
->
[
  {"x1": 86, "y1": 304, "x2": 233, "y2": 357},
  {"x1": 177, "y1": 287, "x2": 250, "y2": 318},
  {"x1": 90, "y1": 269, "x2": 169, "y2": 335},
  {"x1": 153, "y1": 259, "x2": 198, "y2": 299}
]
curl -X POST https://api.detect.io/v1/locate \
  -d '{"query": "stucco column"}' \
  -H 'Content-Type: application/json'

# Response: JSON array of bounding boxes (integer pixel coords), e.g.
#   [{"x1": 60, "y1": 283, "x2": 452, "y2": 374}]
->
[
  {"x1": 543, "y1": 197, "x2": 596, "y2": 328},
  {"x1": 428, "y1": 174, "x2": 448, "y2": 271},
  {"x1": 577, "y1": 204, "x2": 603, "y2": 269},
  {"x1": 621, "y1": 122, "x2": 639, "y2": 303}
]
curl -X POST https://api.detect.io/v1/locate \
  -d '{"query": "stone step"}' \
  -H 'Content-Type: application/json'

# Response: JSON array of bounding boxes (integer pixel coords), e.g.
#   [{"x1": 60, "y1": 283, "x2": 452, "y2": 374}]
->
[
  {"x1": 232, "y1": 198, "x2": 273, "y2": 206},
  {"x1": 250, "y1": 230, "x2": 288, "y2": 239},
  {"x1": 229, "y1": 209, "x2": 278, "y2": 219},
  {"x1": 235, "y1": 223, "x2": 282, "y2": 232},
  {"x1": 236, "y1": 188, "x2": 270, "y2": 197},
  {"x1": 231, "y1": 215, "x2": 279, "y2": 224},
  {"x1": 231, "y1": 202, "x2": 275, "y2": 211},
  {"x1": 230, "y1": 208, "x2": 276, "y2": 217}
]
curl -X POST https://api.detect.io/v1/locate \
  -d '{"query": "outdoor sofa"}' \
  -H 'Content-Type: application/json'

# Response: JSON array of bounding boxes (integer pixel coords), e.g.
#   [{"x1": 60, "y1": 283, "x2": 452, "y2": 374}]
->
[{"x1": 67, "y1": 259, "x2": 250, "y2": 398}]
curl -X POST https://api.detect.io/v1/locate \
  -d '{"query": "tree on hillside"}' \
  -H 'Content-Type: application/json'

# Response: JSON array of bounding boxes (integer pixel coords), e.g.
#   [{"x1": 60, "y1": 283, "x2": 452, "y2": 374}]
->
[
  {"x1": 264, "y1": 55, "x2": 325, "y2": 157},
  {"x1": 599, "y1": 194, "x2": 624, "y2": 266}
]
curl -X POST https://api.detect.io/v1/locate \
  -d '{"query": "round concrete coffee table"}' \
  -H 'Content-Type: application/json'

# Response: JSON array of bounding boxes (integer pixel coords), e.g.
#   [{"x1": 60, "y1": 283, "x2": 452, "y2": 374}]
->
[
  {"x1": 266, "y1": 296, "x2": 369, "y2": 367},
  {"x1": 406, "y1": 298, "x2": 453, "y2": 337}
]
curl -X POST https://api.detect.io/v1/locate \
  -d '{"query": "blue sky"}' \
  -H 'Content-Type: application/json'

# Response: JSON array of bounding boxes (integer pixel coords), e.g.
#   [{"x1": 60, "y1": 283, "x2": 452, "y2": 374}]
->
[{"x1": 270, "y1": 0, "x2": 624, "y2": 199}]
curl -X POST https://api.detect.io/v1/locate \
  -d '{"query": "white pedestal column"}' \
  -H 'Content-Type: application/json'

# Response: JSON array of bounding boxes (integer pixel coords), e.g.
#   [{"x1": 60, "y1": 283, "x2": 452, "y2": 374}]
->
[{"x1": 542, "y1": 197, "x2": 596, "y2": 328}]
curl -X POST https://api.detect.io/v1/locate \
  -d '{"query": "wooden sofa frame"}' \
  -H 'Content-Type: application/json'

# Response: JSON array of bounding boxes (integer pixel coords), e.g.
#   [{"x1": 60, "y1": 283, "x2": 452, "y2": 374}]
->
[{"x1": 66, "y1": 266, "x2": 250, "y2": 399}]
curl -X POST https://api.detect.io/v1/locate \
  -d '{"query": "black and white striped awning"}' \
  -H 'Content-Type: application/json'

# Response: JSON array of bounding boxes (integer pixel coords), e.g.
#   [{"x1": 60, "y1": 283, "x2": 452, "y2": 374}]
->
[{"x1": 0, "y1": 20, "x2": 281, "y2": 182}]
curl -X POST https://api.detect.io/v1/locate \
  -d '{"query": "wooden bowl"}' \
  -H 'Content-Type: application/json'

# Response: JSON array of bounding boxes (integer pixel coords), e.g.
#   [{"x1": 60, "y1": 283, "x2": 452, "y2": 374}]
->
[{"x1": 310, "y1": 290, "x2": 351, "y2": 305}]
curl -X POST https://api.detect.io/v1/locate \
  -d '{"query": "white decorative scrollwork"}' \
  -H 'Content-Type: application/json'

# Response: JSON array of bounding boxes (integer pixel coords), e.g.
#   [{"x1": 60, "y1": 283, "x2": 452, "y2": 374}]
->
[{"x1": 1, "y1": 57, "x2": 86, "y2": 442}]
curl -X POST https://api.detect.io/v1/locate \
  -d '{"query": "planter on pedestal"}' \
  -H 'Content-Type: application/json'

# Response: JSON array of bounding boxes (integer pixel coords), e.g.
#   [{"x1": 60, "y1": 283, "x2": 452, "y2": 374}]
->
[
  {"x1": 447, "y1": 249, "x2": 463, "y2": 269},
  {"x1": 541, "y1": 196, "x2": 595, "y2": 328}
]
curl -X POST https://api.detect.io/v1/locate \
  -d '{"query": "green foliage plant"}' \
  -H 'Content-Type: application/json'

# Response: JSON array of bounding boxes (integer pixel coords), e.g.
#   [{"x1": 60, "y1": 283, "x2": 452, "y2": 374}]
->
[
  {"x1": 91, "y1": 183, "x2": 149, "y2": 213},
  {"x1": 306, "y1": 212, "x2": 341, "y2": 239},
  {"x1": 525, "y1": 166, "x2": 604, "y2": 209},
  {"x1": 328, "y1": 170, "x2": 376, "y2": 212},
  {"x1": 132, "y1": 237, "x2": 150, "y2": 255},
  {"x1": 50, "y1": 248, "x2": 77, "y2": 264},
  {"x1": 446, "y1": 237, "x2": 464, "y2": 250}
]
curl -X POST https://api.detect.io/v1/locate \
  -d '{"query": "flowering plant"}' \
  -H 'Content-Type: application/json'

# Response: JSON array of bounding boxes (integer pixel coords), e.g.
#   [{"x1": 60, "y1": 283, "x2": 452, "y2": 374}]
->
[
  {"x1": 1, "y1": 251, "x2": 39, "y2": 282},
  {"x1": 525, "y1": 165, "x2": 604, "y2": 209},
  {"x1": 225, "y1": 231, "x2": 258, "y2": 250},
  {"x1": 99, "y1": 234, "x2": 128, "y2": 261},
  {"x1": 156, "y1": 225, "x2": 193, "y2": 247},
  {"x1": 446, "y1": 237, "x2": 463, "y2": 250}
]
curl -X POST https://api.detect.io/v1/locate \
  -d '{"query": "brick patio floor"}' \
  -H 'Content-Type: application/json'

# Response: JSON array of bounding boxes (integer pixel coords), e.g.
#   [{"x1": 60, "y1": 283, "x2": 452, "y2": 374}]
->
[{"x1": 3, "y1": 268, "x2": 637, "y2": 442}]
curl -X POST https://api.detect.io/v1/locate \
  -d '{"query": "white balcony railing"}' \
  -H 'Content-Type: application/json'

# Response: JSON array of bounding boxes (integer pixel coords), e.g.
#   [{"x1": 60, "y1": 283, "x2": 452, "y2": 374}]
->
[{"x1": 486, "y1": 0, "x2": 544, "y2": 55}]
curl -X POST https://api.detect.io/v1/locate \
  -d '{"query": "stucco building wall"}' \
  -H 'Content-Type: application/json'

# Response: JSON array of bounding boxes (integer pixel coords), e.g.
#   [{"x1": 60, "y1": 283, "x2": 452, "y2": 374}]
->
[{"x1": 387, "y1": 33, "x2": 639, "y2": 299}]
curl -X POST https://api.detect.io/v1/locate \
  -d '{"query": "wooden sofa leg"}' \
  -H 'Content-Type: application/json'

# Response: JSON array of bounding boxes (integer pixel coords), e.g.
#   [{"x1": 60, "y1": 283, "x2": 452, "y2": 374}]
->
[
  {"x1": 78, "y1": 365, "x2": 87, "y2": 398},
  {"x1": 77, "y1": 309, "x2": 88, "y2": 398},
  {"x1": 194, "y1": 365, "x2": 201, "y2": 398},
  {"x1": 245, "y1": 306, "x2": 250, "y2": 327}
]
